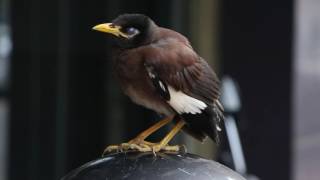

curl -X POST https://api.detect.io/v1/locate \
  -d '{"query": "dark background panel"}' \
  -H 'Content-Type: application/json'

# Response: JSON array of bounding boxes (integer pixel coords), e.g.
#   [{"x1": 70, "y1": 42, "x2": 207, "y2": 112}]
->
[{"x1": 220, "y1": 0, "x2": 293, "y2": 179}]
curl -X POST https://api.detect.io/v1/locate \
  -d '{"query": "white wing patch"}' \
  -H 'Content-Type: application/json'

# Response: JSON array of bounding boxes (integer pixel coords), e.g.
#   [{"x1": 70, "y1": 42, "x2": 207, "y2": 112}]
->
[
  {"x1": 159, "y1": 81, "x2": 166, "y2": 92},
  {"x1": 167, "y1": 86, "x2": 207, "y2": 114}
]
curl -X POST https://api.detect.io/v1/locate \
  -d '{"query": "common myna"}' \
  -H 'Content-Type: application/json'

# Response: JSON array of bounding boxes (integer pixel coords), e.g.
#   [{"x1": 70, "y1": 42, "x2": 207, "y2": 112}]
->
[{"x1": 93, "y1": 14, "x2": 224, "y2": 154}]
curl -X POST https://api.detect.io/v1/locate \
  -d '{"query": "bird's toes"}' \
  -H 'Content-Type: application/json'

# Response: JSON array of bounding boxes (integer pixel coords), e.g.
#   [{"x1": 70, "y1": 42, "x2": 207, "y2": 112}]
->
[
  {"x1": 102, "y1": 142, "x2": 184, "y2": 156},
  {"x1": 120, "y1": 143, "x2": 131, "y2": 151},
  {"x1": 162, "y1": 145, "x2": 180, "y2": 151},
  {"x1": 130, "y1": 143, "x2": 152, "y2": 152},
  {"x1": 102, "y1": 145, "x2": 121, "y2": 156},
  {"x1": 151, "y1": 145, "x2": 162, "y2": 153},
  {"x1": 139, "y1": 143, "x2": 152, "y2": 150}
]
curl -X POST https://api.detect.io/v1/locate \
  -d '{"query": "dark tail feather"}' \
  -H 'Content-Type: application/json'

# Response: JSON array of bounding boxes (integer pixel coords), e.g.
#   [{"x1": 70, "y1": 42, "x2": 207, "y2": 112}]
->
[
  {"x1": 180, "y1": 101, "x2": 224, "y2": 144},
  {"x1": 210, "y1": 100, "x2": 224, "y2": 143}
]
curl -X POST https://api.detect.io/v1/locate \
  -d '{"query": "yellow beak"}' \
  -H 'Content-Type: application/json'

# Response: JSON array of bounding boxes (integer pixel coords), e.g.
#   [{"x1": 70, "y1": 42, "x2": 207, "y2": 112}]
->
[{"x1": 92, "y1": 23, "x2": 128, "y2": 38}]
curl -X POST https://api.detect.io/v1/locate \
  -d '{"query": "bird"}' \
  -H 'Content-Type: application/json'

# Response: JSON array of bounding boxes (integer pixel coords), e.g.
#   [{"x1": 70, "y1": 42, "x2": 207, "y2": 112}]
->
[{"x1": 92, "y1": 14, "x2": 224, "y2": 154}]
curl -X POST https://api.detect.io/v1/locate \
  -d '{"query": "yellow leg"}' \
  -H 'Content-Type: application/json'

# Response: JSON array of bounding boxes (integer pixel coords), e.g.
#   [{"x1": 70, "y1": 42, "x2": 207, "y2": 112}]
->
[
  {"x1": 129, "y1": 116, "x2": 174, "y2": 143},
  {"x1": 152, "y1": 120, "x2": 186, "y2": 152},
  {"x1": 103, "y1": 116, "x2": 174, "y2": 155}
]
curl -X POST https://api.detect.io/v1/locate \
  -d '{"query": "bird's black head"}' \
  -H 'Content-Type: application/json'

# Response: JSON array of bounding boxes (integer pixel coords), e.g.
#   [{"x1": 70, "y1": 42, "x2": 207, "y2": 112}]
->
[{"x1": 93, "y1": 14, "x2": 156, "y2": 48}]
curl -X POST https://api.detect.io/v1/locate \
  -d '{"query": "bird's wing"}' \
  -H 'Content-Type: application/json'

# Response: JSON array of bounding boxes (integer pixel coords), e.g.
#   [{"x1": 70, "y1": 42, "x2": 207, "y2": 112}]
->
[
  {"x1": 143, "y1": 41, "x2": 221, "y2": 115},
  {"x1": 143, "y1": 40, "x2": 224, "y2": 142}
]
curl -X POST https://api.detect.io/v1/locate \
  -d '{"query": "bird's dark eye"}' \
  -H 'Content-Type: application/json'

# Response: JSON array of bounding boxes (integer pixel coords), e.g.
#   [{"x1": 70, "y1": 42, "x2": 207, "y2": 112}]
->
[{"x1": 125, "y1": 27, "x2": 140, "y2": 36}]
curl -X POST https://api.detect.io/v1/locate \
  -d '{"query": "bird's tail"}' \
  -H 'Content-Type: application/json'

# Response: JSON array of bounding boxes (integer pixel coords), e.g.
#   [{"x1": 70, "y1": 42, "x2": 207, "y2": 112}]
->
[
  {"x1": 180, "y1": 100, "x2": 224, "y2": 143},
  {"x1": 210, "y1": 100, "x2": 224, "y2": 144}
]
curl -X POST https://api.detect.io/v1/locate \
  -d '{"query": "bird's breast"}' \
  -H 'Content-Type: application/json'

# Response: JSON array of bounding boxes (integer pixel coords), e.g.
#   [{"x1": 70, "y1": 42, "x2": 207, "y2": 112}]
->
[
  {"x1": 114, "y1": 53, "x2": 174, "y2": 116},
  {"x1": 123, "y1": 84, "x2": 174, "y2": 116}
]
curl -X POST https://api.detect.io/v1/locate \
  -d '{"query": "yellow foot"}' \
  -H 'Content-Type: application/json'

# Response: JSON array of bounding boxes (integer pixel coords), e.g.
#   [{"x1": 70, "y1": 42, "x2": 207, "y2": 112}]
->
[{"x1": 102, "y1": 141, "x2": 183, "y2": 156}]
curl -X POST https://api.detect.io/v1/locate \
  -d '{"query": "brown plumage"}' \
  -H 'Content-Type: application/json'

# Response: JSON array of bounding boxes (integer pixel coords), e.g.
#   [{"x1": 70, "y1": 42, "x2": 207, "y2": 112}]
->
[{"x1": 93, "y1": 14, "x2": 223, "y2": 152}]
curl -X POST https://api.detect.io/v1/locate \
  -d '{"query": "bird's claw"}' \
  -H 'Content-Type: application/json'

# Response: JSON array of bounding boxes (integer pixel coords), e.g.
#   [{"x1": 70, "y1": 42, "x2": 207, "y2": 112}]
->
[
  {"x1": 102, "y1": 142, "x2": 184, "y2": 156},
  {"x1": 102, "y1": 142, "x2": 151, "y2": 156}
]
